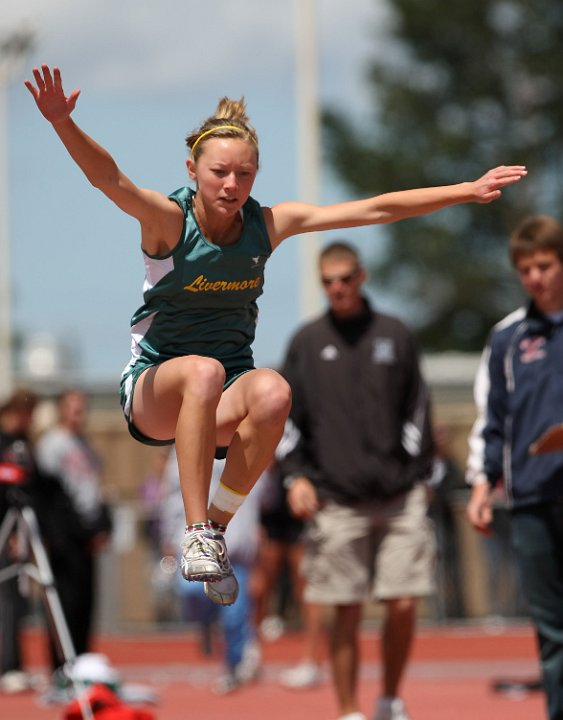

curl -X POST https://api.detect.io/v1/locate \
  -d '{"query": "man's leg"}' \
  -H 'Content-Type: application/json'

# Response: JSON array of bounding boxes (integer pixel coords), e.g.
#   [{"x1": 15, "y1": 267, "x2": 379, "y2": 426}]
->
[
  {"x1": 219, "y1": 563, "x2": 259, "y2": 680},
  {"x1": 301, "y1": 601, "x2": 325, "y2": 669},
  {"x1": 372, "y1": 485, "x2": 435, "y2": 720},
  {"x1": 511, "y1": 505, "x2": 563, "y2": 720},
  {"x1": 221, "y1": 564, "x2": 252, "y2": 669},
  {"x1": 280, "y1": 598, "x2": 325, "y2": 688},
  {"x1": 331, "y1": 603, "x2": 363, "y2": 716},
  {"x1": 302, "y1": 499, "x2": 372, "y2": 717},
  {"x1": 380, "y1": 597, "x2": 416, "y2": 698},
  {"x1": 278, "y1": 535, "x2": 325, "y2": 689},
  {"x1": 252, "y1": 536, "x2": 285, "y2": 632},
  {"x1": 288, "y1": 540, "x2": 325, "y2": 668}
]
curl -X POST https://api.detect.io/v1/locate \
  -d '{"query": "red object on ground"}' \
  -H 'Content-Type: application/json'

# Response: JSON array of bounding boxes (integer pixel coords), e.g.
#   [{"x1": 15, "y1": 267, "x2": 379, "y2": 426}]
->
[{"x1": 62, "y1": 684, "x2": 155, "y2": 720}]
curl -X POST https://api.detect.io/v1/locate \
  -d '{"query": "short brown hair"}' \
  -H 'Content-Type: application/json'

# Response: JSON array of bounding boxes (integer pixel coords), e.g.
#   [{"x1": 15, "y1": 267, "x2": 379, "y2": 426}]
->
[
  {"x1": 319, "y1": 241, "x2": 361, "y2": 268},
  {"x1": 509, "y1": 215, "x2": 563, "y2": 266}
]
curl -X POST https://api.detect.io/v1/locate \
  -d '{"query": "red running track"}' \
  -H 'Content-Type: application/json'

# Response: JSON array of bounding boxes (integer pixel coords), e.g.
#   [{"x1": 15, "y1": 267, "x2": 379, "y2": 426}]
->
[{"x1": 0, "y1": 623, "x2": 545, "y2": 720}]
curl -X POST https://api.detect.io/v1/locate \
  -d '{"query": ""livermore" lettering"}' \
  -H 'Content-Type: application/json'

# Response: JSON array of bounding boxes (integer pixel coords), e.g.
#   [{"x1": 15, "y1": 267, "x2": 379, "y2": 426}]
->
[{"x1": 184, "y1": 275, "x2": 262, "y2": 293}]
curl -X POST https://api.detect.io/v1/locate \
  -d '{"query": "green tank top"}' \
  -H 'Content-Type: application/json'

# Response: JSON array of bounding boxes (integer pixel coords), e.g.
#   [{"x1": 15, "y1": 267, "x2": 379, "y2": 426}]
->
[{"x1": 122, "y1": 186, "x2": 272, "y2": 379}]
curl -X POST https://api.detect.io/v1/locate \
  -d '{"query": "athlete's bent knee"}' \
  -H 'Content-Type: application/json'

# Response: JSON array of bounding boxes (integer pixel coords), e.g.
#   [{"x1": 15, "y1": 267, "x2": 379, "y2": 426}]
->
[
  {"x1": 254, "y1": 372, "x2": 292, "y2": 424},
  {"x1": 178, "y1": 356, "x2": 226, "y2": 401}
]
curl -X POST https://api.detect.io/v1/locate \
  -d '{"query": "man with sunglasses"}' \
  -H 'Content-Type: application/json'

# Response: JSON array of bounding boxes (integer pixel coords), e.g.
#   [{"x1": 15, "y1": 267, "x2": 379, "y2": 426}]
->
[{"x1": 279, "y1": 242, "x2": 435, "y2": 720}]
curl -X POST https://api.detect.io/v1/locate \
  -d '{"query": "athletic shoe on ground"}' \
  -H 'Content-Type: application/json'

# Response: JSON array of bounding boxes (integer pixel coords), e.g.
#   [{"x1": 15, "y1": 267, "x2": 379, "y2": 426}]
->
[
  {"x1": 260, "y1": 615, "x2": 285, "y2": 642},
  {"x1": 373, "y1": 697, "x2": 410, "y2": 720},
  {"x1": 213, "y1": 640, "x2": 261, "y2": 695},
  {"x1": 280, "y1": 661, "x2": 322, "y2": 689},
  {"x1": 337, "y1": 713, "x2": 367, "y2": 720},
  {"x1": 212, "y1": 671, "x2": 240, "y2": 695},
  {"x1": 204, "y1": 572, "x2": 239, "y2": 606},
  {"x1": 236, "y1": 639, "x2": 261, "y2": 683},
  {"x1": 180, "y1": 529, "x2": 232, "y2": 582},
  {"x1": 0, "y1": 670, "x2": 36, "y2": 694}
]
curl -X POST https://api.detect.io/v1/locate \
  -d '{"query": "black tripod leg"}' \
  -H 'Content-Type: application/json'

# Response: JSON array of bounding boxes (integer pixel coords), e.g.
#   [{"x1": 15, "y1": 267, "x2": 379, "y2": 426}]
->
[
  {"x1": 18, "y1": 507, "x2": 95, "y2": 720},
  {"x1": 20, "y1": 507, "x2": 77, "y2": 665},
  {"x1": 0, "y1": 510, "x2": 25, "y2": 676},
  {"x1": 0, "y1": 508, "x2": 19, "y2": 574}
]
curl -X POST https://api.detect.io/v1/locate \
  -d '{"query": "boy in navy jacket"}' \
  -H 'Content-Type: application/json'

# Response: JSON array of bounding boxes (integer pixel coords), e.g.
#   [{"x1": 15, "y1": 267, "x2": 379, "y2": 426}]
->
[{"x1": 466, "y1": 215, "x2": 563, "y2": 720}]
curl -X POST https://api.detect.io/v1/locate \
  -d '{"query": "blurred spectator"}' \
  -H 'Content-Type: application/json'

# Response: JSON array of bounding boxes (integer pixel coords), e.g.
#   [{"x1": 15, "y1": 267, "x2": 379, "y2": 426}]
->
[
  {"x1": 35, "y1": 389, "x2": 112, "y2": 672},
  {"x1": 426, "y1": 424, "x2": 467, "y2": 620},
  {"x1": 139, "y1": 448, "x2": 169, "y2": 559},
  {"x1": 279, "y1": 241, "x2": 436, "y2": 720},
  {"x1": 0, "y1": 388, "x2": 40, "y2": 694},
  {"x1": 253, "y1": 440, "x2": 324, "y2": 688},
  {"x1": 138, "y1": 448, "x2": 177, "y2": 623}
]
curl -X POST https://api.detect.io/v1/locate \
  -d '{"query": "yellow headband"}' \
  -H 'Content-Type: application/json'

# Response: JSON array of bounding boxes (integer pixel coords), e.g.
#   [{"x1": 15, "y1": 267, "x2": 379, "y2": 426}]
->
[{"x1": 191, "y1": 124, "x2": 256, "y2": 156}]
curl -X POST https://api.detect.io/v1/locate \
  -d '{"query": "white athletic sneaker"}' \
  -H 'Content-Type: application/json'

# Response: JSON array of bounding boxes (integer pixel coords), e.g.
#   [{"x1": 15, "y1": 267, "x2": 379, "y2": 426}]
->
[
  {"x1": 260, "y1": 615, "x2": 285, "y2": 642},
  {"x1": 212, "y1": 671, "x2": 240, "y2": 695},
  {"x1": 373, "y1": 697, "x2": 410, "y2": 720},
  {"x1": 236, "y1": 639, "x2": 261, "y2": 684},
  {"x1": 212, "y1": 640, "x2": 261, "y2": 694},
  {"x1": 180, "y1": 529, "x2": 232, "y2": 582},
  {"x1": 204, "y1": 572, "x2": 239, "y2": 606},
  {"x1": 280, "y1": 661, "x2": 322, "y2": 689},
  {"x1": 337, "y1": 713, "x2": 367, "y2": 720}
]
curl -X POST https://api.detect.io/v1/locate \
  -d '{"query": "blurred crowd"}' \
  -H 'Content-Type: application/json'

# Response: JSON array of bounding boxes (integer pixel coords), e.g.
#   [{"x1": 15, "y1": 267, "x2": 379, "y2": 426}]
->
[{"x1": 0, "y1": 387, "x2": 111, "y2": 697}]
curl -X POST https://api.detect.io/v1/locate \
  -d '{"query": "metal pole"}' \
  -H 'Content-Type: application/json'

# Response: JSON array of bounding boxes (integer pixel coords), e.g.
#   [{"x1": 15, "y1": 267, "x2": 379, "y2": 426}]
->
[
  {"x1": 0, "y1": 72, "x2": 12, "y2": 399},
  {"x1": 0, "y1": 29, "x2": 34, "y2": 400},
  {"x1": 295, "y1": 0, "x2": 323, "y2": 321}
]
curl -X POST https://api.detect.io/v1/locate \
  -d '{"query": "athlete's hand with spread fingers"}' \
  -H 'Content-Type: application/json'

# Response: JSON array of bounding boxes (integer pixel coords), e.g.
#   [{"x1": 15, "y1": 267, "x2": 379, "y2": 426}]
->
[
  {"x1": 471, "y1": 165, "x2": 527, "y2": 204},
  {"x1": 24, "y1": 65, "x2": 80, "y2": 125}
]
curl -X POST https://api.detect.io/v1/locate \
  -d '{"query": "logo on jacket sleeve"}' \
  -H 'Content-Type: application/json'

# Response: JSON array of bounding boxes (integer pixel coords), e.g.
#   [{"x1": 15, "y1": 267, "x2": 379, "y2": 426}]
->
[{"x1": 519, "y1": 336, "x2": 547, "y2": 363}]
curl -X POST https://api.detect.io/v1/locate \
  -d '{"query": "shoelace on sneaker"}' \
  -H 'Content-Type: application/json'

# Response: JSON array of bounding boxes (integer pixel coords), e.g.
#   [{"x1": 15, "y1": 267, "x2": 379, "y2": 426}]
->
[{"x1": 183, "y1": 531, "x2": 231, "y2": 572}]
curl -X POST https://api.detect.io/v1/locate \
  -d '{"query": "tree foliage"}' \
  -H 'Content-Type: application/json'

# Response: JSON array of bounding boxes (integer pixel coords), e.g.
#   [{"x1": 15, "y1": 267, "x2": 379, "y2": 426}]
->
[{"x1": 323, "y1": 0, "x2": 563, "y2": 350}]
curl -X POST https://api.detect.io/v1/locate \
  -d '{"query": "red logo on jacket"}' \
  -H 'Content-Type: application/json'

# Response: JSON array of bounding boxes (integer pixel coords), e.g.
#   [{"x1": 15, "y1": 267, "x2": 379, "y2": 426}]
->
[{"x1": 519, "y1": 336, "x2": 547, "y2": 363}]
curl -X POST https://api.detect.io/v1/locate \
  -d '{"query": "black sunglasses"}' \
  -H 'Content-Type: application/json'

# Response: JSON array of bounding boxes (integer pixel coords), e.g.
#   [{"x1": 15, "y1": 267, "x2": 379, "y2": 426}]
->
[{"x1": 321, "y1": 268, "x2": 360, "y2": 287}]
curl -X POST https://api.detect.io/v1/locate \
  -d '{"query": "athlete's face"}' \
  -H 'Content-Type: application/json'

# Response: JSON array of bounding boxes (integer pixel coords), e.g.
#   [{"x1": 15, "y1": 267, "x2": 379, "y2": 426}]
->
[
  {"x1": 319, "y1": 256, "x2": 366, "y2": 318},
  {"x1": 187, "y1": 138, "x2": 258, "y2": 216},
  {"x1": 515, "y1": 249, "x2": 563, "y2": 313}
]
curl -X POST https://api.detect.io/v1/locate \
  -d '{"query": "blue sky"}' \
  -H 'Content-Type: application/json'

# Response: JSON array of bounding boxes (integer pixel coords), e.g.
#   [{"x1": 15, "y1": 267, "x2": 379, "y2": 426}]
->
[{"x1": 5, "y1": 0, "x2": 391, "y2": 385}]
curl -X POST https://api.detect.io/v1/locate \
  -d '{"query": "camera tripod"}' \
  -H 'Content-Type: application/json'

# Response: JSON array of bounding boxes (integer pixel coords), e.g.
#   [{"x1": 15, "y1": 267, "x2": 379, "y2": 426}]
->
[{"x1": 0, "y1": 487, "x2": 94, "y2": 719}]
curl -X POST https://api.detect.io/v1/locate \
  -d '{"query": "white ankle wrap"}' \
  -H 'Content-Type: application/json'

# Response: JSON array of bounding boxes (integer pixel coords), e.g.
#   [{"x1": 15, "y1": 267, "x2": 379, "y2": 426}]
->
[{"x1": 210, "y1": 481, "x2": 247, "y2": 515}]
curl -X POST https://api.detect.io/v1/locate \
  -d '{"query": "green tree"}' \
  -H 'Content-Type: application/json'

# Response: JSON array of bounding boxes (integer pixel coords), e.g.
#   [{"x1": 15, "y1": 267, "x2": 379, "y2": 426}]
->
[{"x1": 323, "y1": 0, "x2": 563, "y2": 350}]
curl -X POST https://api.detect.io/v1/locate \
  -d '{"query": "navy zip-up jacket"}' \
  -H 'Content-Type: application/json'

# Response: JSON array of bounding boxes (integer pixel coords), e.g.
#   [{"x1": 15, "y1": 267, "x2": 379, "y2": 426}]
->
[{"x1": 467, "y1": 302, "x2": 563, "y2": 508}]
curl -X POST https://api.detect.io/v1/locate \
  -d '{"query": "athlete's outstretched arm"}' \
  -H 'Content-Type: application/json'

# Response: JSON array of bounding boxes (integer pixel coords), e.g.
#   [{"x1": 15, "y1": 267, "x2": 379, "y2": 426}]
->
[
  {"x1": 25, "y1": 64, "x2": 181, "y2": 253},
  {"x1": 265, "y1": 165, "x2": 527, "y2": 249}
]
